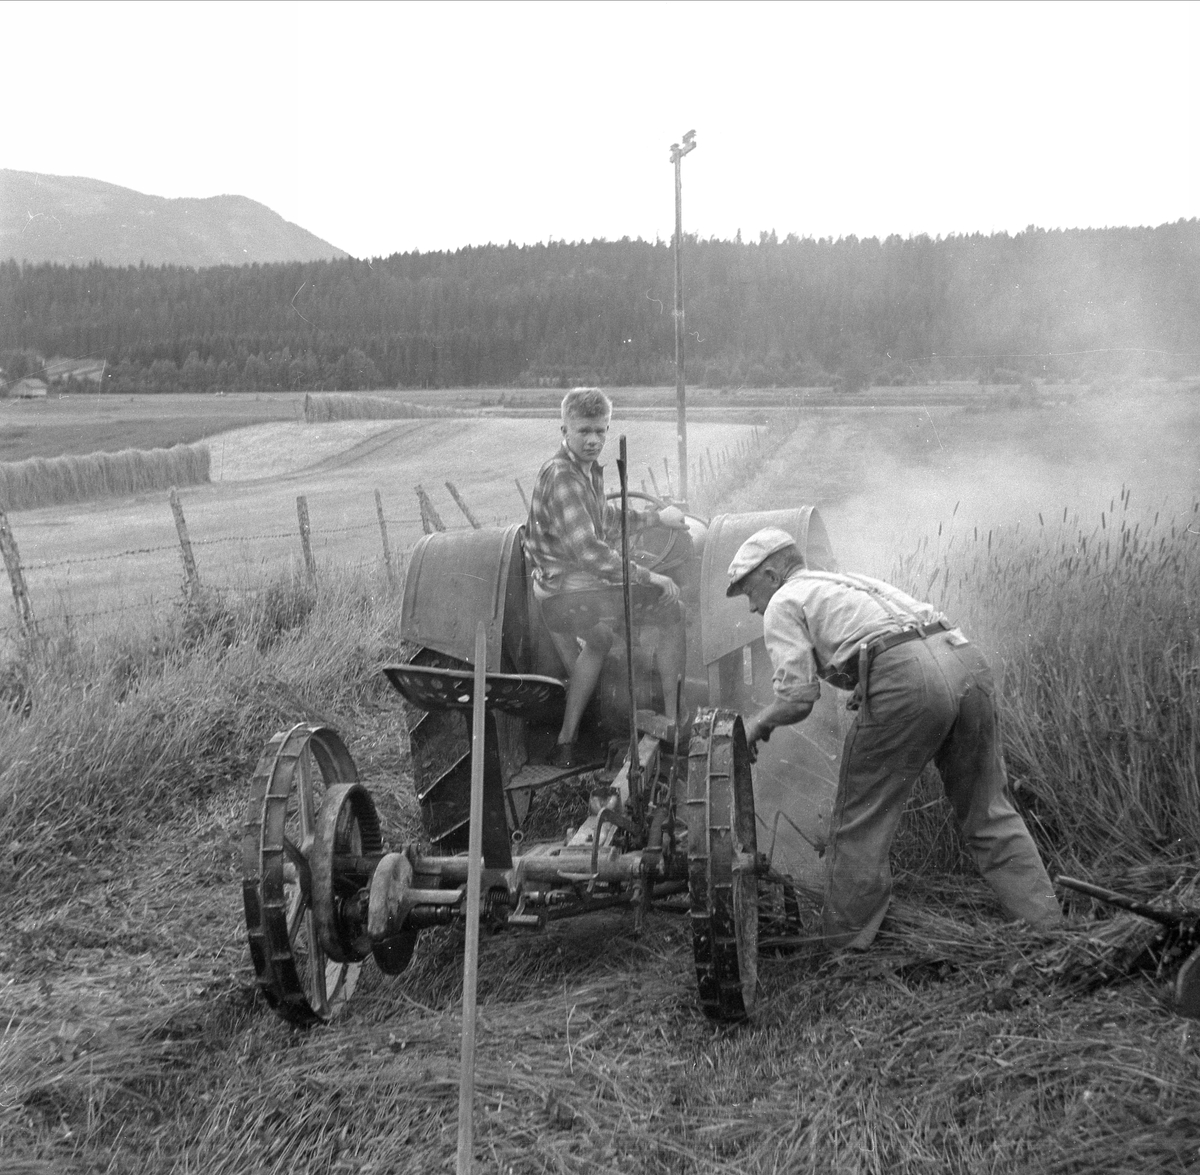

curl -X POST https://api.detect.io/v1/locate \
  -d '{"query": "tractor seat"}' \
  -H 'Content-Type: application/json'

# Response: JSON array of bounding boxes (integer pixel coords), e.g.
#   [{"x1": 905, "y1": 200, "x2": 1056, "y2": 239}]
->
[{"x1": 382, "y1": 663, "x2": 567, "y2": 722}]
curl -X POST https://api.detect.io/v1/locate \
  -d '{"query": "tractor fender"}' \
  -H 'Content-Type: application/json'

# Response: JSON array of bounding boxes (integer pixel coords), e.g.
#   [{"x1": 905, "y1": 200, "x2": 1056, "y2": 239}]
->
[
  {"x1": 401, "y1": 525, "x2": 530, "y2": 671},
  {"x1": 698, "y1": 507, "x2": 837, "y2": 668}
]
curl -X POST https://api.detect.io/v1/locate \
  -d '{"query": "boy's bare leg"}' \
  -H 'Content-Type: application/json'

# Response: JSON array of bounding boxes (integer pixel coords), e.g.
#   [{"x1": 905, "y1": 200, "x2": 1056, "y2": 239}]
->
[
  {"x1": 547, "y1": 630, "x2": 580, "y2": 674},
  {"x1": 557, "y1": 642, "x2": 606, "y2": 747}
]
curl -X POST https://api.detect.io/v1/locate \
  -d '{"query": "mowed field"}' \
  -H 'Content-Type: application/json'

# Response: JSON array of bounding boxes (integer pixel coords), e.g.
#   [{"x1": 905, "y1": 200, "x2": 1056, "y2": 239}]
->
[
  {"x1": 0, "y1": 391, "x2": 303, "y2": 462},
  {"x1": 1, "y1": 401, "x2": 767, "y2": 646}
]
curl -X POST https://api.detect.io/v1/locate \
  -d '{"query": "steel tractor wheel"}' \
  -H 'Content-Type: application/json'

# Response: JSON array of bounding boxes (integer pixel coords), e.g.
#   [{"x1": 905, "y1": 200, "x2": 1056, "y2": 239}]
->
[
  {"x1": 686, "y1": 709, "x2": 760, "y2": 1021},
  {"x1": 242, "y1": 723, "x2": 382, "y2": 1026}
]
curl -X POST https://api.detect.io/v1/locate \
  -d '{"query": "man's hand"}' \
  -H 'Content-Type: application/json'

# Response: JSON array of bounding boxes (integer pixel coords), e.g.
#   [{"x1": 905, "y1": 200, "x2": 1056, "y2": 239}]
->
[
  {"x1": 744, "y1": 716, "x2": 771, "y2": 762},
  {"x1": 657, "y1": 505, "x2": 688, "y2": 529},
  {"x1": 648, "y1": 571, "x2": 681, "y2": 603},
  {"x1": 743, "y1": 698, "x2": 814, "y2": 762}
]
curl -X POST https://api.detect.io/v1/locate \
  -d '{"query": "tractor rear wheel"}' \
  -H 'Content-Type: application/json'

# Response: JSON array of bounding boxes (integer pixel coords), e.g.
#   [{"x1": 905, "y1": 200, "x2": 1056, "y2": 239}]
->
[
  {"x1": 685, "y1": 709, "x2": 759, "y2": 1021},
  {"x1": 242, "y1": 724, "x2": 380, "y2": 1026}
]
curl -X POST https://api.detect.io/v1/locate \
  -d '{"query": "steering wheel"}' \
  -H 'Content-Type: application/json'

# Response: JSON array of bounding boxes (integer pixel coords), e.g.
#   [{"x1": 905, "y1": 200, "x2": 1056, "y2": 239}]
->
[{"x1": 605, "y1": 490, "x2": 685, "y2": 573}]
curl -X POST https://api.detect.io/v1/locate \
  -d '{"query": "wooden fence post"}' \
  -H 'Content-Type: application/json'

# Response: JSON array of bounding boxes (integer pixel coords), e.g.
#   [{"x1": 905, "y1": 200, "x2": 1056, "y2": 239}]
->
[
  {"x1": 514, "y1": 478, "x2": 529, "y2": 511},
  {"x1": 0, "y1": 505, "x2": 36, "y2": 637},
  {"x1": 445, "y1": 481, "x2": 481, "y2": 529},
  {"x1": 296, "y1": 495, "x2": 317, "y2": 583},
  {"x1": 169, "y1": 487, "x2": 201, "y2": 600},
  {"x1": 375, "y1": 489, "x2": 395, "y2": 587},
  {"x1": 415, "y1": 485, "x2": 446, "y2": 534}
]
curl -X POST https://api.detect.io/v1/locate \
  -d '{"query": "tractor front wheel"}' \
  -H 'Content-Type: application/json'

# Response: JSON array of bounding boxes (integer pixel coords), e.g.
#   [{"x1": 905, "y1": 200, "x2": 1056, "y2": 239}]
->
[{"x1": 242, "y1": 724, "x2": 380, "y2": 1026}]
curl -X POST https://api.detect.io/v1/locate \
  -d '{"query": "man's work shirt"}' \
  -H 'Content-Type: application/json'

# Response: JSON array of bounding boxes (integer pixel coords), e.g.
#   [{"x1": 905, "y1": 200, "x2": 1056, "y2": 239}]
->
[
  {"x1": 762, "y1": 567, "x2": 944, "y2": 703},
  {"x1": 525, "y1": 441, "x2": 658, "y2": 594}
]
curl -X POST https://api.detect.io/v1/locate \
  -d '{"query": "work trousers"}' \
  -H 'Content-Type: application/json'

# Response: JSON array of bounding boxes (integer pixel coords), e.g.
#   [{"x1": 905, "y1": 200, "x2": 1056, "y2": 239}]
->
[{"x1": 822, "y1": 631, "x2": 1062, "y2": 948}]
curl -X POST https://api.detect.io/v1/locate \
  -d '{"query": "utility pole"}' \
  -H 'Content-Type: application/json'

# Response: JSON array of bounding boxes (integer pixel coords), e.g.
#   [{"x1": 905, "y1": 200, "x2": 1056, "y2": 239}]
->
[{"x1": 670, "y1": 129, "x2": 696, "y2": 504}]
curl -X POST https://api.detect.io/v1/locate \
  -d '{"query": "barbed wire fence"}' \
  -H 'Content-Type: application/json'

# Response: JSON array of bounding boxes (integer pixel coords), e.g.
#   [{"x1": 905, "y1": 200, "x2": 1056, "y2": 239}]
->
[
  {"x1": 0, "y1": 427, "x2": 775, "y2": 651},
  {"x1": 0, "y1": 478, "x2": 486, "y2": 650}
]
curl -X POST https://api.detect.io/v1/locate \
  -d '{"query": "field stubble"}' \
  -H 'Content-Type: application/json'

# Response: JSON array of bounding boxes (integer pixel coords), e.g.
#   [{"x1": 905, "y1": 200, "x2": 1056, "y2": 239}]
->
[{"x1": 3, "y1": 386, "x2": 1200, "y2": 1172}]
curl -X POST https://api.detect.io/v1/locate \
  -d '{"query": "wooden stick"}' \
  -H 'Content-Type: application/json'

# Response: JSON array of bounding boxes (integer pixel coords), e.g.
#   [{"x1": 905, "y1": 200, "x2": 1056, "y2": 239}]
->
[
  {"x1": 446, "y1": 481, "x2": 481, "y2": 529},
  {"x1": 0, "y1": 505, "x2": 35, "y2": 636},
  {"x1": 456, "y1": 621, "x2": 488, "y2": 1175},
  {"x1": 415, "y1": 484, "x2": 446, "y2": 534},
  {"x1": 296, "y1": 495, "x2": 316, "y2": 583},
  {"x1": 169, "y1": 487, "x2": 201, "y2": 600},
  {"x1": 514, "y1": 478, "x2": 529, "y2": 511},
  {"x1": 375, "y1": 489, "x2": 394, "y2": 587}
]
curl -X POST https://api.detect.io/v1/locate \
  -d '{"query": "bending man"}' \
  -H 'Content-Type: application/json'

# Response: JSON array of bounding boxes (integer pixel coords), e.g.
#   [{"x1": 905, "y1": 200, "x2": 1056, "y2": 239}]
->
[
  {"x1": 525, "y1": 388, "x2": 688, "y2": 768},
  {"x1": 725, "y1": 527, "x2": 1062, "y2": 947}
]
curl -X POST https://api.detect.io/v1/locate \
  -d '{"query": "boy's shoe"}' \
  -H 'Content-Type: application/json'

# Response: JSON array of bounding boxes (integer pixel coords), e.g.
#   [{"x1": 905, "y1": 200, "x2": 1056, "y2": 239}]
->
[{"x1": 551, "y1": 741, "x2": 579, "y2": 769}]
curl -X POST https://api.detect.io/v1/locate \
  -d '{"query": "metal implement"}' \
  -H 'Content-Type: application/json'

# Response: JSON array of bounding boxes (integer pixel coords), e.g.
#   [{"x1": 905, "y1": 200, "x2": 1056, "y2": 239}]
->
[
  {"x1": 1057, "y1": 875, "x2": 1200, "y2": 1019},
  {"x1": 1057, "y1": 875, "x2": 1191, "y2": 927}
]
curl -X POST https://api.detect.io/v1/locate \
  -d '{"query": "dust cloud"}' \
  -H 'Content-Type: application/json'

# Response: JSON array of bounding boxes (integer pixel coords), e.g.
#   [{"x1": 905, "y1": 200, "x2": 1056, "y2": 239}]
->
[{"x1": 807, "y1": 386, "x2": 1200, "y2": 577}]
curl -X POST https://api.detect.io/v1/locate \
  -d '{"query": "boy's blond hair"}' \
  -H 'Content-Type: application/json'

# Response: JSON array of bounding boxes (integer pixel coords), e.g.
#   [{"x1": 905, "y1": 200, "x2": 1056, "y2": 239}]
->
[{"x1": 561, "y1": 387, "x2": 612, "y2": 422}]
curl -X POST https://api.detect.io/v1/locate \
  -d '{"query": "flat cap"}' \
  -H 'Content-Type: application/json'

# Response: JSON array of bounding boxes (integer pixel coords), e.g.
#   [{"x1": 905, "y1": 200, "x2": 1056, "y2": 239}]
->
[{"x1": 725, "y1": 527, "x2": 797, "y2": 596}]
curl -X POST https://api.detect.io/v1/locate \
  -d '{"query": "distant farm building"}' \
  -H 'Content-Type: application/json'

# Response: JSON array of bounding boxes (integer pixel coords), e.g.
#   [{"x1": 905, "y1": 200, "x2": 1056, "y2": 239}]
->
[
  {"x1": 9, "y1": 378, "x2": 49, "y2": 398},
  {"x1": 44, "y1": 356, "x2": 107, "y2": 385}
]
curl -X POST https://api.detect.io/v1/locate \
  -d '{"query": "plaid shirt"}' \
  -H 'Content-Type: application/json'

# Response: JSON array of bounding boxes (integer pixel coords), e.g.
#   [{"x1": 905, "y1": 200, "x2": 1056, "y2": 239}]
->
[{"x1": 524, "y1": 442, "x2": 657, "y2": 592}]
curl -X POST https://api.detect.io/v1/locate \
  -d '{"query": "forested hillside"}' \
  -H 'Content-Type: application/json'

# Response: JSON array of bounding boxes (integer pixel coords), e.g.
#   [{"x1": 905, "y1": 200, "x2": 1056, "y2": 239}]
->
[{"x1": 3, "y1": 221, "x2": 1198, "y2": 392}]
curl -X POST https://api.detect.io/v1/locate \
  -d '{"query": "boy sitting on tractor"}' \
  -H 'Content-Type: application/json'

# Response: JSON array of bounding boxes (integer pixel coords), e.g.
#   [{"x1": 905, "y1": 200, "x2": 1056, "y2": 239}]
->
[{"x1": 524, "y1": 388, "x2": 689, "y2": 768}]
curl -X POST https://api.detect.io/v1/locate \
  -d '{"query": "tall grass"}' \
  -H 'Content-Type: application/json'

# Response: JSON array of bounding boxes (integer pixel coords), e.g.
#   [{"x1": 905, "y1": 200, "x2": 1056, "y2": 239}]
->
[
  {"x1": 891, "y1": 489, "x2": 1200, "y2": 871},
  {"x1": 0, "y1": 569, "x2": 412, "y2": 895},
  {"x1": 0, "y1": 443, "x2": 210, "y2": 510},
  {"x1": 302, "y1": 392, "x2": 463, "y2": 423}
]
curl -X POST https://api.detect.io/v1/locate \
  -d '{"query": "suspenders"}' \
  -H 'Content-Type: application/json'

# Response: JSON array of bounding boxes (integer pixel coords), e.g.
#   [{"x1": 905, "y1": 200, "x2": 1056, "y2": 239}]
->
[
  {"x1": 795, "y1": 569, "x2": 927, "y2": 627},
  {"x1": 793, "y1": 570, "x2": 932, "y2": 718}
]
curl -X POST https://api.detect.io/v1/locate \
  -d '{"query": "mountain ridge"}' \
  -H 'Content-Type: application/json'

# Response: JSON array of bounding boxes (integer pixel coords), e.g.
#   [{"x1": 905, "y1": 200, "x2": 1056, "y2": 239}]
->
[{"x1": 1, "y1": 169, "x2": 349, "y2": 267}]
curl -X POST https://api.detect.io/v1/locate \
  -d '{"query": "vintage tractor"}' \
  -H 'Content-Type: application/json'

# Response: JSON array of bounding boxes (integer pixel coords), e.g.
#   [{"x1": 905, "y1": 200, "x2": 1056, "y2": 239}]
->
[{"x1": 241, "y1": 473, "x2": 846, "y2": 1027}]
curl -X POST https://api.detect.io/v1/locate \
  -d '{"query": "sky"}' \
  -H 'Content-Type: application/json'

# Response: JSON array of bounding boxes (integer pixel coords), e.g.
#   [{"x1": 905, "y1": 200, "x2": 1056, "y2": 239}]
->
[{"x1": 3, "y1": 0, "x2": 1197, "y2": 259}]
